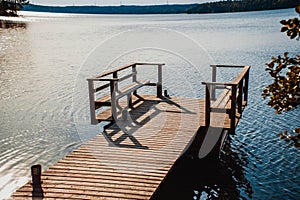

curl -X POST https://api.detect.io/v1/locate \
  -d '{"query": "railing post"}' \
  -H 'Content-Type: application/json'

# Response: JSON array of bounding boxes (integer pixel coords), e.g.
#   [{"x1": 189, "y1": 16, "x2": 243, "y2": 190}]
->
[
  {"x1": 243, "y1": 69, "x2": 250, "y2": 104},
  {"x1": 31, "y1": 164, "x2": 42, "y2": 186},
  {"x1": 110, "y1": 80, "x2": 117, "y2": 122},
  {"x1": 127, "y1": 93, "x2": 133, "y2": 108},
  {"x1": 205, "y1": 84, "x2": 211, "y2": 127},
  {"x1": 238, "y1": 80, "x2": 243, "y2": 113},
  {"x1": 113, "y1": 72, "x2": 118, "y2": 91},
  {"x1": 230, "y1": 85, "x2": 237, "y2": 130},
  {"x1": 112, "y1": 72, "x2": 121, "y2": 115},
  {"x1": 88, "y1": 79, "x2": 97, "y2": 125},
  {"x1": 157, "y1": 64, "x2": 163, "y2": 97},
  {"x1": 211, "y1": 65, "x2": 217, "y2": 100},
  {"x1": 31, "y1": 164, "x2": 44, "y2": 198},
  {"x1": 132, "y1": 64, "x2": 137, "y2": 96},
  {"x1": 132, "y1": 64, "x2": 137, "y2": 82}
]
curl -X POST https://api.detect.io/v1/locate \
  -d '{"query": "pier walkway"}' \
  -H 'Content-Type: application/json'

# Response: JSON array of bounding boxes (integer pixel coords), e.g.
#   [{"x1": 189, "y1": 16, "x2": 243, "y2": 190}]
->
[{"x1": 11, "y1": 63, "x2": 250, "y2": 199}]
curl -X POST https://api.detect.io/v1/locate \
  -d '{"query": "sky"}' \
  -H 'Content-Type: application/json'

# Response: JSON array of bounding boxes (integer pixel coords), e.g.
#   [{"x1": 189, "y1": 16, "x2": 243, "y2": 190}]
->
[{"x1": 30, "y1": 0, "x2": 216, "y2": 6}]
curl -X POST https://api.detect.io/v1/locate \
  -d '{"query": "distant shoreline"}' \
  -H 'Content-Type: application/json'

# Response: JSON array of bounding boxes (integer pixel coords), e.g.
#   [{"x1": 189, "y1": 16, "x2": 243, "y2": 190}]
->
[
  {"x1": 22, "y1": 3, "x2": 297, "y2": 15},
  {"x1": 23, "y1": 4, "x2": 197, "y2": 15}
]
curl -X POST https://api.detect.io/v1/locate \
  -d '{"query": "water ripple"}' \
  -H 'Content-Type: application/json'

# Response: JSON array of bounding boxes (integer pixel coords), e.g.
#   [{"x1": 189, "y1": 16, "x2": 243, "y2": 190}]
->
[{"x1": 1, "y1": 9, "x2": 300, "y2": 199}]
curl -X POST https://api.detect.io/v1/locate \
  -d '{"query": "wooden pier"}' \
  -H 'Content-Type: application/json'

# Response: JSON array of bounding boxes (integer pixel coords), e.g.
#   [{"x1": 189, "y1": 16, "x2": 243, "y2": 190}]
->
[{"x1": 11, "y1": 63, "x2": 250, "y2": 199}]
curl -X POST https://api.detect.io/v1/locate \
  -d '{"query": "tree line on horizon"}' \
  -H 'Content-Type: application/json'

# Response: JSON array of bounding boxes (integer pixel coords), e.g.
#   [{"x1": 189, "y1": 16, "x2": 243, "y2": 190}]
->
[
  {"x1": 188, "y1": 0, "x2": 300, "y2": 14},
  {"x1": 1, "y1": 0, "x2": 299, "y2": 16}
]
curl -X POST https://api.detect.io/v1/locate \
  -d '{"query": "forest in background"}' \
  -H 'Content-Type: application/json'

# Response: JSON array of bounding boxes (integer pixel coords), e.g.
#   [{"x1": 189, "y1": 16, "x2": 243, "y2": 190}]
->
[
  {"x1": 188, "y1": 0, "x2": 300, "y2": 14},
  {"x1": 20, "y1": 0, "x2": 299, "y2": 15}
]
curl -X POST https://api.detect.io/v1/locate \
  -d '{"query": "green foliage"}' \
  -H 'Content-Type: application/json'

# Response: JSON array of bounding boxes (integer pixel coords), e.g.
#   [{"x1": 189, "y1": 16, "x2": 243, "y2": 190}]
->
[
  {"x1": 262, "y1": 7, "x2": 300, "y2": 147},
  {"x1": 262, "y1": 53, "x2": 300, "y2": 113},
  {"x1": 280, "y1": 18, "x2": 300, "y2": 40},
  {"x1": 279, "y1": 128, "x2": 300, "y2": 148},
  {"x1": 188, "y1": 0, "x2": 300, "y2": 14},
  {"x1": 0, "y1": 0, "x2": 29, "y2": 16}
]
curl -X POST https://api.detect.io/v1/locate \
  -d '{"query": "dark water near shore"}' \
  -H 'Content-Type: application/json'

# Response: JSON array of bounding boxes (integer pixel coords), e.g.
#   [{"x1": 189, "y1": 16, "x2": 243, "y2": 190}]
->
[{"x1": 0, "y1": 9, "x2": 299, "y2": 199}]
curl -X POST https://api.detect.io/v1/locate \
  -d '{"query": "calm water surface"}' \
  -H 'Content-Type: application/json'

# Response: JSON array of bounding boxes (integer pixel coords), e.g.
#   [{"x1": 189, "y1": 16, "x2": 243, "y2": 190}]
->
[{"x1": 0, "y1": 9, "x2": 299, "y2": 199}]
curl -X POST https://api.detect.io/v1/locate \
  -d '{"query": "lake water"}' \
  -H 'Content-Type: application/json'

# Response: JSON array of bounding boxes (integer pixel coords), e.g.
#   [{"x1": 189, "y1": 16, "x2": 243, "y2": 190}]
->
[{"x1": 0, "y1": 9, "x2": 299, "y2": 199}]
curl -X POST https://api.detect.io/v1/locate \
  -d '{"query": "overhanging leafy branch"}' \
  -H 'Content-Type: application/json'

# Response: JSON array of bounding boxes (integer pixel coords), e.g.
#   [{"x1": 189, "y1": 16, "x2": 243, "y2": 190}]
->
[{"x1": 262, "y1": 6, "x2": 300, "y2": 147}]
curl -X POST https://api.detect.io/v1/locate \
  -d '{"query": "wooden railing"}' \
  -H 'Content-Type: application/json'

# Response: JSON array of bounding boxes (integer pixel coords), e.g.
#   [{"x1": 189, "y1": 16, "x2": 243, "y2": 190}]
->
[
  {"x1": 202, "y1": 65, "x2": 250, "y2": 131},
  {"x1": 87, "y1": 63, "x2": 165, "y2": 125}
]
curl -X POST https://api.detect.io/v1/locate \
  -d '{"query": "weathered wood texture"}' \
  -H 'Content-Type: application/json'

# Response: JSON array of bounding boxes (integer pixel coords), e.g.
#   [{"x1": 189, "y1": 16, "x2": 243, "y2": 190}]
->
[
  {"x1": 11, "y1": 95, "x2": 197, "y2": 199},
  {"x1": 203, "y1": 65, "x2": 250, "y2": 131},
  {"x1": 11, "y1": 94, "x2": 245, "y2": 199},
  {"x1": 11, "y1": 64, "x2": 250, "y2": 199}
]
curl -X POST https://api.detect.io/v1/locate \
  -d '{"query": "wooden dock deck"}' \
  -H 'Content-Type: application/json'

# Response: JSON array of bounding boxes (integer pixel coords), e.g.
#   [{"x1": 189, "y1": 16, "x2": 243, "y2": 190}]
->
[{"x1": 11, "y1": 63, "x2": 250, "y2": 199}]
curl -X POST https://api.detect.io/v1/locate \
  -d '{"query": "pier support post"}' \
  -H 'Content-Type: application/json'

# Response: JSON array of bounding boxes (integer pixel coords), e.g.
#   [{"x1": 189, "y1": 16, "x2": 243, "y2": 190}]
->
[
  {"x1": 31, "y1": 164, "x2": 42, "y2": 185},
  {"x1": 31, "y1": 164, "x2": 44, "y2": 198}
]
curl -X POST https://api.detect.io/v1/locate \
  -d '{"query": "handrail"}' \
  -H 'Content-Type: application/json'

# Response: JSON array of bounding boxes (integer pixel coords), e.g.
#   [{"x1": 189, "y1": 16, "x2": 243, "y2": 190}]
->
[
  {"x1": 210, "y1": 64, "x2": 246, "y2": 68},
  {"x1": 232, "y1": 65, "x2": 250, "y2": 85},
  {"x1": 201, "y1": 81, "x2": 237, "y2": 86},
  {"x1": 87, "y1": 78, "x2": 119, "y2": 81},
  {"x1": 87, "y1": 62, "x2": 165, "y2": 80},
  {"x1": 202, "y1": 65, "x2": 250, "y2": 131},
  {"x1": 135, "y1": 62, "x2": 166, "y2": 66},
  {"x1": 87, "y1": 62, "x2": 165, "y2": 124},
  {"x1": 98, "y1": 63, "x2": 136, "y2": 78},
  {"x1": 203, "y1": 66, "x2": 250, "y2": 86}
]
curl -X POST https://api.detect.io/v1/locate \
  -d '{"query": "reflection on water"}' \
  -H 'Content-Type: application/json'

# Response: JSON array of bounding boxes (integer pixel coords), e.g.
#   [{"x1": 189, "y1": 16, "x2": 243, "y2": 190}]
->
[
  {"x1": 0, "y1": 9, "x2": 299, "y2": 199},
  {"x1": 0, "y1": 20, "x2": 27, "y2": 29},
  {"x1": 0, "y1": 15, "x2": 82, "y2": 198},
  {"x1": 152, "y1": 135, "x2": 253, "y2": 200}
]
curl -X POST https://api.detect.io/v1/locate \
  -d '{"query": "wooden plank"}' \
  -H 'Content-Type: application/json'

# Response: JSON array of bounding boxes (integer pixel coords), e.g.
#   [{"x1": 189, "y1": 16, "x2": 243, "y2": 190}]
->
[
  {"x1": 95, "y1": 95, "x2": 112, "y2": 109},
  {"x1": 11, "y1": 93, "x2": 247, "y2": 200},
  {"x1": 115, "y1": 80, "x2": 150, "y2": 100},
  {"x1": 211, "y1": 88, "x2": 231, "y2": 110},
  {"x1": 210, "y1": 64, "x2": 246, "y2": 68},
  {"x1": 95, "y1": 80, "x2": 150, "y2": 121},
  {"x1": 135, "y1": 63, "x2": 165, "y2": 66},
  {"x1": 95, "y1": 82, "x2": 110, "y2": 92},
  {"x1": 96, "y1": 109, "x2": 113, "y2": 121},
  {"x1": 91, "y1": 63, "x2": 165, "y2": 79},
  {"x1": 98, "y1": 63, "x2": 135, "y2": 78},
  {"x1": 232, "y1": 65, "x2": 250, "y2": 85},
  {"x1": 203, "y1": 65, "x2": 250, "y2": 131}
]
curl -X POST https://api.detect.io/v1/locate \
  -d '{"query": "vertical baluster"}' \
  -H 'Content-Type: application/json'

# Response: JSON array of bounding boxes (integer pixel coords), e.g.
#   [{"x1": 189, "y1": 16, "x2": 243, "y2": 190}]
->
[
  {"x1": 243, "y1": 68, "x2": 250, "y2": 104},
  {"x1": 238, "y1": 80, "x2": 243, "y2": 113},
  {"x1": 132, "y1": 64, "x2": 137, "y2": 96},
  {"x1": 211, "y1": 65, "x2": 217, "y2": 100},
  {"x1": 113, "y1": 72, "x2": 118, "y2": 91},
  {"x1": 88, "y1": 79, "x2": 97, "y2": 124},
  {"x1": 205, "y1": 84, "x2": 211, "y2": 127},
  {"x1": 110, "y1": 80, "x2": 117, "y2": 122},
  {"x1": 132, "y1": 64, "x2": 137, "y2": 82},
  {"x1": 157, "y1": 64, "x2": 163, "y2": 97},
  {"x1": 230, "y1": 85, "x2": 237, "y2": 131}
]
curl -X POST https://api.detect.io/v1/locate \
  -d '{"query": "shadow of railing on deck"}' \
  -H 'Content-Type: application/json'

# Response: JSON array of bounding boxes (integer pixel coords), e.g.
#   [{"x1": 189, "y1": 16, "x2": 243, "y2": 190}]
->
[{"x1": 102, "y1": 97, "x2": 197, "y2": 149}]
